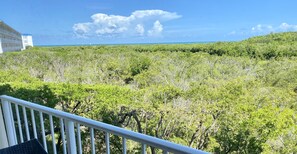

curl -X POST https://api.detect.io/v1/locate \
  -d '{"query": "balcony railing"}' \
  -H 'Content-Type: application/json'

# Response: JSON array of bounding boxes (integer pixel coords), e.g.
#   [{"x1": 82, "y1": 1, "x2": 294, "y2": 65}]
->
[{"x1": 0, "y1": 95, "x2": 207, "y2": 154}]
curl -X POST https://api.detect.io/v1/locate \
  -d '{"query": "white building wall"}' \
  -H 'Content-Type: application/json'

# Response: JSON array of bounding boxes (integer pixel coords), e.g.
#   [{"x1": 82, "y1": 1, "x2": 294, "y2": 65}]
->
[
  {"x1": 22, "y1": 35, "x2": 33, "y2": 49},
  {"x1": 0, "y1": 38, "x2": 3, "y2": 54},
  {"x1": 0, "y1": 21, "x2": 23, "y2": 53}
]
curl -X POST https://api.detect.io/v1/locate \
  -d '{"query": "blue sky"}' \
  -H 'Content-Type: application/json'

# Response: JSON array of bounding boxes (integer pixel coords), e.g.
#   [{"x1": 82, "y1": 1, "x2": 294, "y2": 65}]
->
[{"x1": 1, "y1": 0, "x2": 297, "y2": 45}]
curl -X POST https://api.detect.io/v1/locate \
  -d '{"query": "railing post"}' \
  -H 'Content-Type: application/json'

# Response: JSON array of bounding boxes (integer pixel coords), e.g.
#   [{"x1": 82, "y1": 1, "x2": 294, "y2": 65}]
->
[
  {"x1": 141, "y1": 143, "x2": 146, "y2": 154},
  {"x1": 0, "y1": 105, "x2": 9, "y2": 148},
  {"x1": 65, "y1": 120, "x2": 77, "y2": 154},
  {"x1": 1, "y1": 100, "x2": 17, "y2": 146},
  {"x1": 0, "y1": 95, "x2": 207, "y2": 154}
]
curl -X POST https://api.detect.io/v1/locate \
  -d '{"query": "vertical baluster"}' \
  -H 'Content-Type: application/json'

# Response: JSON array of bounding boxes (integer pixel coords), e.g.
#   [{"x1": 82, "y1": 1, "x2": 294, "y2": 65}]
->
[
  {"x1": 90, "y1": 128, "x2": 95, "y2": 154},
  {"x1": 59, "y1": 118, "x2": 67, "y2": 154},
  {"x1": 49, "y1": 115, "x2": 57, "y2": 154},
  {"x1": 15, "y1": 104, "x2": 23, "y2": 143},
  {"x1": 65, "y1": 120, "x2": 77, "y2": 154},
  {"x1": 141, "y1": 143, "x2": 146, "y2": 154},
  {"x1": 163, "y1": 150, "x2": 169, "y2": 154},
  {"x1": 77, "y1": 123, "x2": 82, "y2": 154},
  {"x1": 122, "y1": 137, "x2": 127, "y2": 154},
  {"x1": 0, "y1": 104, "x2": 9, "y2": 147},
  {"x1": 105, "y1": 132, "x2": 110, "y2": 154},
  {"x1": 1, "y1": 100, "x2": 17, "y2": 146},
  {"x1": 8, "y1": 102, "x2": 17, "y2": 143},
  {"x1": 39, "y1": 112, "x2": 47, "y2": 152},
  {"x1": 22, "y1": 106, "x2": 30, "y2": 140},
  {"x1": 30, "y1": 109, "x2": 37, "y2": 139}
]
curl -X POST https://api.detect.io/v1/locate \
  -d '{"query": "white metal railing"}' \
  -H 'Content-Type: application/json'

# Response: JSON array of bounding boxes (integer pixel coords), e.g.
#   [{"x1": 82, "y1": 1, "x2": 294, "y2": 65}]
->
[{"x1": 0, "y1": 95, "x2": 207, "y2": 154}]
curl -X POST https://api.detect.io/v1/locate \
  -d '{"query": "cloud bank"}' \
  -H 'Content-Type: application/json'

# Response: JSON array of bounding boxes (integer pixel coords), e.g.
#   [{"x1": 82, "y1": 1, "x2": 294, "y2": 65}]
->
[
  {"x1": 229, "y1": 23, "x2": 297, "y2": 36},
  {"x1": 251, "y1": 23, "x2": 297, "y2": 34},
  {"x1": 73, "y1": 10, "x2": 181, "y2": 38}
]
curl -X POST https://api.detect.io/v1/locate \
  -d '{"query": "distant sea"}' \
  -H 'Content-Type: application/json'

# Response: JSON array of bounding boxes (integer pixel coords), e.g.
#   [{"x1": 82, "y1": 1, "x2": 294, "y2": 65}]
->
[{"x1": 36, "y1": 41, "x2": 216, "y2": 47}]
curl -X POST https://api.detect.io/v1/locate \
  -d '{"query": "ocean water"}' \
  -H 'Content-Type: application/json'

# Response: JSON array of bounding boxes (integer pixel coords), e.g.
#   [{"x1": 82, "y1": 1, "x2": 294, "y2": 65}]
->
[{"x1": 36, "y1": 41, "x2": 215, "y2": 47}]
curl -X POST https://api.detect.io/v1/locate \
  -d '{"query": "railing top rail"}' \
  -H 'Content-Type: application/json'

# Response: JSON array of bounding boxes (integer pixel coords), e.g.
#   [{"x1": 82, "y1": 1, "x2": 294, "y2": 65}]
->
[{"x1": 0, "y1": 95, "x2": 207, "y2": 154}]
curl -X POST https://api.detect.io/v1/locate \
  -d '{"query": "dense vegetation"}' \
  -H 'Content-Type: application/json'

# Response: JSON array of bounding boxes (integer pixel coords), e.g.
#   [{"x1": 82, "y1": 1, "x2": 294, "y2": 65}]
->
[{"x1": 1, "y1": 32, "x2": 297, "y2": 153}]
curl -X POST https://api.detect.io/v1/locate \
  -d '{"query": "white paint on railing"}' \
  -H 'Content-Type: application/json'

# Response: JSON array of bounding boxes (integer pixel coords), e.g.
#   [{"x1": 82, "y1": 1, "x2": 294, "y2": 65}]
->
[
  {"x1": 90, "y1": 128, "x2": 95, "y2": 154},
  {"x1": 77, "y1": 123, "x2": 82, "y2": 154},
  {"x1": 60, "y1": 118, "x2": 67, "y2": 154},
  {"x1": 0, "y1": 106, "x2": 9, "y2": 148},
  {"x1": 8, "y1": 102, "x2": 17, "y2": 143},
  {"x1": 15, "y1": 104, "x2": 23, "y2": 143},
  {"x1": 30, "y1": 109, "x2": 37, "y2": 139},
  {"x1": 1, "y1": 100, "x2": 17, "y2": 146},
  {"x1": 22, "y1": 106, "x2": 30, "y2": 140},
  {"x1": 49, "y1": 115, "x2": 57, "y2": 154},
  {"x1": 39, "y1": 111, "x2": 48, "y2": 152},
  {"x1": 142, "y1": 143, "x2": 147, "y2": 154},
  {"x1": 105, "y1": 132, "x2": 110, "y2": 154},
  {"x1": 0, "y1": 95, "x2": 207, "y2": 154},
  {"x1": 65, "y1": 120, "x2": 77, "y2": 154},
  {"x1": 122, "y1": 137, "x2": 127, "y2": 154}
]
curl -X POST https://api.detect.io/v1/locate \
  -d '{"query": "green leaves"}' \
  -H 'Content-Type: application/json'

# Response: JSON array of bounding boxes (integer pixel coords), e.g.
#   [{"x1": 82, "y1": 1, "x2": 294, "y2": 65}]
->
[{"x1": 1, "y1": 32, "x2": 297, "y2": 153}]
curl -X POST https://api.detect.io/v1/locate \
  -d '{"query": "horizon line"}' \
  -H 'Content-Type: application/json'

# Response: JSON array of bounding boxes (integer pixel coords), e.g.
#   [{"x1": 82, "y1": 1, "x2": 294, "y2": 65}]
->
[{"x1": 34, "y1": 40, "x2": 234, "y2": 47}]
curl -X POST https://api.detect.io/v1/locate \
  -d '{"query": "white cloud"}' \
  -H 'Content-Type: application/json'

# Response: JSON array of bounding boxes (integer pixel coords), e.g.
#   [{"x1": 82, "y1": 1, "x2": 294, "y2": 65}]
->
[
  {"x1": 230, "y1": 22, "x2": 297, "y2": 36},
  {"x1": 135, "y1": 24, "x2": 145, "y2": 36},
  {"x1": 251, "y1": 24, "x2": 274, "y2": 33},
  {"x1": 251, "y1": 23, "x2": 297, "y2": 34},
  {"x1": 73, "y1": 23, "x2": 92, "y2": 38},
  {"x1": 73, "y1": 10, "x2": 181, "y2": 38},
  {"x1": 130, "y1": 10, "x2": 181, "y2": 21},
  {"x1": 279, "y1": 23, "x2": 297, "y2": 31},
  {"x1": 148, "y1": 20, "x2": 163, "y2": 37}
]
